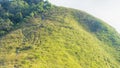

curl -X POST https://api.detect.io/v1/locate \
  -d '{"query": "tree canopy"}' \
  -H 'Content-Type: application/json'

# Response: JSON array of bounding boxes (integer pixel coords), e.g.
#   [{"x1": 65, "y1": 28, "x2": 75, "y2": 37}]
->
[{"x1": 0, "y1": 0, "x2": 53, "y2": 36}]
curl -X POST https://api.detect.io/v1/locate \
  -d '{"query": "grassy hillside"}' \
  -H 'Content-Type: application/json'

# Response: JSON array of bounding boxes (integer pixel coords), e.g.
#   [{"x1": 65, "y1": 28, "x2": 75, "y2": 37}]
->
[{"x1": 0, "y1": 0, "x2": 120, "y2": 68}]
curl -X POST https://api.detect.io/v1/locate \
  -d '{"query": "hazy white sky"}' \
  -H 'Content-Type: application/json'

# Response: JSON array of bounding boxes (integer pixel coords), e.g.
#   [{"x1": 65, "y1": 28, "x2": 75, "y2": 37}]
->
[{"x1": 49, "y1": 0, "x2": 120, "y2": 33}]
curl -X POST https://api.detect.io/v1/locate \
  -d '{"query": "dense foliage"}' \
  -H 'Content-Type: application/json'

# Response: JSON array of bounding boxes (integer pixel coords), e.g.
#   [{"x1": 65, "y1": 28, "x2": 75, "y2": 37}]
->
[{"x1": 0, "y1": 0, "x2": 52, "y2": 36}]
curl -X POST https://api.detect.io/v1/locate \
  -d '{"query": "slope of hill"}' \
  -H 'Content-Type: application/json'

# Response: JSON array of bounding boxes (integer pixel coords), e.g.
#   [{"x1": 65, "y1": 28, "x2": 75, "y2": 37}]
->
[{"x1": 0, "y1": 0, "x2": 120, "y2": 68}]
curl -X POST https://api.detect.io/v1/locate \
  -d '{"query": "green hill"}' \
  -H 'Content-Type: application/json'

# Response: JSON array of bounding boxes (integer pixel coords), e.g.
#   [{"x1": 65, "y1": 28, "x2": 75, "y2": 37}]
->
[{"x1": 0, "y1": 0, "x2": 120, "y2": 68}]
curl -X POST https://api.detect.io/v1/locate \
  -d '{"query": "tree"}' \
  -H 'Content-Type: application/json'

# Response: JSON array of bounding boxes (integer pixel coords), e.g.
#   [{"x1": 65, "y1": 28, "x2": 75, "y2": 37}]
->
[
  {"x1": 24, "y1": 0, "x2": 44, "y2": 5},
  {"x1": 0, "y1": 18, "x2": 13, "y2": 31}
]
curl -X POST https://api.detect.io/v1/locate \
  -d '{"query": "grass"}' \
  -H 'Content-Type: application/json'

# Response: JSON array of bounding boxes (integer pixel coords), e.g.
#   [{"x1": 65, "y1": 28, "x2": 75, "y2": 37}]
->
[{"x1": 0, "y1": 13, "x2": 120, "y2": 68}]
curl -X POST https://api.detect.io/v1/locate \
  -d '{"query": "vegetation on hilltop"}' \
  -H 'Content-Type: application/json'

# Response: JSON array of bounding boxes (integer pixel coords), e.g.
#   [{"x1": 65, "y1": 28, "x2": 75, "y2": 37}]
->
[
  {"x1": 0, "y1": 0, "x2": 52, "y2": 36},
  {"x1": 0, "y1": 0, "x2": 120, "y2": 68}
]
